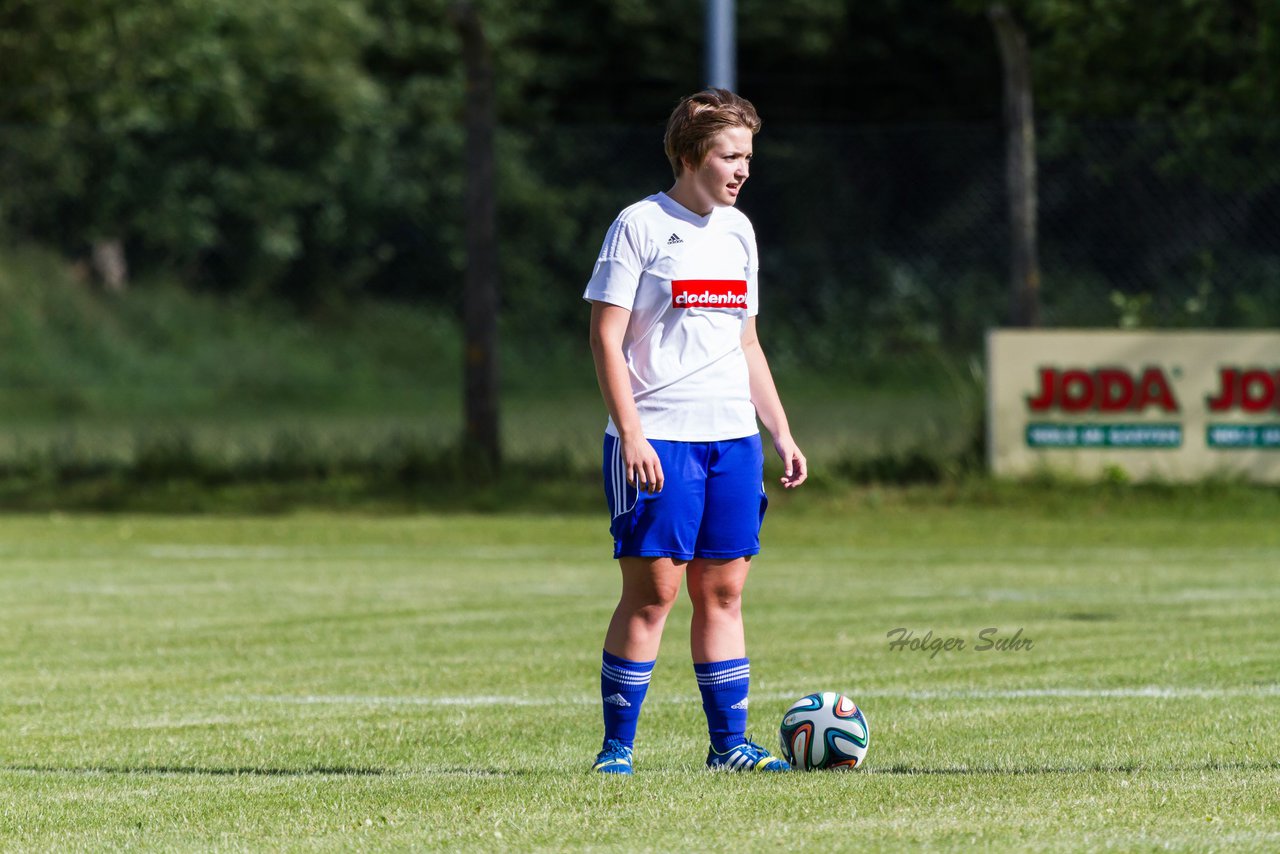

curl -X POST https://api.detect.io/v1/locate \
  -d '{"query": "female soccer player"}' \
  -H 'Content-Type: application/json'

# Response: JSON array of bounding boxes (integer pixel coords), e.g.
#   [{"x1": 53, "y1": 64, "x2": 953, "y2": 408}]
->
[{"x1": 583, "y1": 88, "x2": 807, "y2": 774}]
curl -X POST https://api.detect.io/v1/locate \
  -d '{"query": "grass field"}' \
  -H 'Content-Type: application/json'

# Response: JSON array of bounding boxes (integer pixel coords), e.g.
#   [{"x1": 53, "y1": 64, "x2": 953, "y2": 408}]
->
[
  {"x1": 0, "y1": 378, "x2": 979, "y2": 513},
  {"x1": 0, "y1": 379, "x2": 971, "y2": 470},
  {"x1": 3, "y1": 494, "x2": 1279, "y2": 851}
]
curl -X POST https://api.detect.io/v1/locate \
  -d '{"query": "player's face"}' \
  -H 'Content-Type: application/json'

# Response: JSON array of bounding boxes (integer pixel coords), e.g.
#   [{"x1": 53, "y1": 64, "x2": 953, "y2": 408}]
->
[{"x1": 685, "y1": 125, "x2": 753, "y2": 211}]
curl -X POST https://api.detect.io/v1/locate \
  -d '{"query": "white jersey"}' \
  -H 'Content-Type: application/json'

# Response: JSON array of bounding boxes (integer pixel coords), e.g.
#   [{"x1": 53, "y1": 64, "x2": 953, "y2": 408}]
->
[{"x1": 583, "y1": 192, "x2": 760, "y2": 441}]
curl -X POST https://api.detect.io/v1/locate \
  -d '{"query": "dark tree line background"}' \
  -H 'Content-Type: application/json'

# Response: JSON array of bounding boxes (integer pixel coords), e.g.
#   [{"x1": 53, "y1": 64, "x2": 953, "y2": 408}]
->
[{"x1": 3, "y1": 0, "x2": 1279, "y2": 358}]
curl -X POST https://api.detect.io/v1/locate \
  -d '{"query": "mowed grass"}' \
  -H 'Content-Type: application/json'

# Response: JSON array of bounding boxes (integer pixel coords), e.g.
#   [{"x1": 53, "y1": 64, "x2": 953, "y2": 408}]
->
[{"x1": 2, "y1": 496, "x2": 1279, "y2": 851}]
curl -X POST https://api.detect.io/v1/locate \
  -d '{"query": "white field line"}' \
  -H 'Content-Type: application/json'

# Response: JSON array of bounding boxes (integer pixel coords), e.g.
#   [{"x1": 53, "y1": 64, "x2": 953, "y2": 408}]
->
[{"x1": 240, "y1": 684, "x2": 1280, "y2": 709}]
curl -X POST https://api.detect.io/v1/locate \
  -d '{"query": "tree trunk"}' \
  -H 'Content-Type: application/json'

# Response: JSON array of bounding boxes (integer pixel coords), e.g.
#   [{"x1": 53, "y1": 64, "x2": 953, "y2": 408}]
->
[
  {"x1": 91, "y1": 237, "x2": 129, "y2": 293},
  {"x1": 451, "y1": 2, "x2": 501, "y2": 470},
  {"x1": 988, "y1": 4, "x2": 1041, "y2": 328}
]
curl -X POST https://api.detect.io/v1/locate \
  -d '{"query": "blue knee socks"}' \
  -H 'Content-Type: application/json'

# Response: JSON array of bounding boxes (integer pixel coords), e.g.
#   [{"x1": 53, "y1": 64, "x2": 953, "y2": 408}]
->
[
  {"x1": 694, "y1": 657, "x2": 750, "y2": 751},
  {"x1": 600, "y1": 650, "x2": 654, "y2": 749}
]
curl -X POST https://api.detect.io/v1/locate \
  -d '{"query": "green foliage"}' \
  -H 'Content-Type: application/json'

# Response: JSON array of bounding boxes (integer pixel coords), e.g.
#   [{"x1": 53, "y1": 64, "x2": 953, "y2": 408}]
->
[
  {"x1": 963, "y1": 1, "x2": 1280, "y2": 189},
  {"x1": 3, "y1": 0, "x2": 1280, "y2": 457},
  {"x1": 1000, "y1": 0, "x2": 1277, "y2": 122},
  {"x1": 3, "y1": 0, "x2": 1277, "y2": 325},
  {"x1": 0, "y1": 0, "x2": 390, "y2": 300},
  {"x1": 0, "y1": 240, "x2": 983, "y2": 506},
  {"x1": 0, "y1": 243, "x2": 457, "y2": 417}
]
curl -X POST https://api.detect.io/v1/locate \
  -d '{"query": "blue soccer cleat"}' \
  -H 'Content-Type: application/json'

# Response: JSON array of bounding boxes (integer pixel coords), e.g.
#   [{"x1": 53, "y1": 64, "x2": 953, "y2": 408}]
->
[
  {"x1": 592, "y1": 738, "x2": 634, "y2": 775},
  {"x1": 706, "y1": 739, "x2": 790, "y2": 772}
]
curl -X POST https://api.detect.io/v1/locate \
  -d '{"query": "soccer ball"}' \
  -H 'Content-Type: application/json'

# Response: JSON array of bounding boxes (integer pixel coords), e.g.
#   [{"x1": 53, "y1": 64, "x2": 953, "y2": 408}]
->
[{"x1": 779, "y1": 692, "x2": 869, "y2": 770}]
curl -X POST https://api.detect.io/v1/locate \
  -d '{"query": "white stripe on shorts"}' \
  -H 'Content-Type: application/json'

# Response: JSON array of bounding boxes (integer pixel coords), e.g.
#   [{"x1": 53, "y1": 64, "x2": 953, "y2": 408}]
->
[{"x1": 610, "y1": 438, "x2": 638, "y2": 520}]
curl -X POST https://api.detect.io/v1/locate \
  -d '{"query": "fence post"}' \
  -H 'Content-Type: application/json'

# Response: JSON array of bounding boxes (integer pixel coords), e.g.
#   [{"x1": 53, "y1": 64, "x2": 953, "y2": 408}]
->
[
  {"x1": 989, "y1": 4, "x2": 1041, "y2": 328},
  {"x1": 451, "y1": 1, "x2": 502, "y2": 471}
]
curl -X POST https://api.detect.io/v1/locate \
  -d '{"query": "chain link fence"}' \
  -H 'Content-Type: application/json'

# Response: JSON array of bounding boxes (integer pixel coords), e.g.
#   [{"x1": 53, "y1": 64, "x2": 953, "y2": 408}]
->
[
  {"x1": 530, "y1": 120, "x2": 1280, "y2": 373},
  {"x1": 3, "y1": 119, "x2": 1280, "y2": 479}
]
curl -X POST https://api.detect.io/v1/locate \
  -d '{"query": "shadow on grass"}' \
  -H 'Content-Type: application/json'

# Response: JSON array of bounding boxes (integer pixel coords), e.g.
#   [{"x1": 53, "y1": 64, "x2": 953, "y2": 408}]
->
[
  {"x1": 4, "y1": 764, "x2": 532, "y2": 779},
  {"x1": 3, "y1": 764, "x2": 391, "y2": 777},
  {"x1": 871, "y1": 760, "x2": 1279, "y2": 775},
  {"x1": 0, "y1": 437, "x2": 606, "y2": 514}
]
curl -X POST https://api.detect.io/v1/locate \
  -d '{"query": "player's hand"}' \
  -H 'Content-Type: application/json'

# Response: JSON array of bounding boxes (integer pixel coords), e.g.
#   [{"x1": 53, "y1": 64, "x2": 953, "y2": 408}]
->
[
  {"x1": 774, "y1": 434, "x2": 807, "y2": 489},
  {"x1": 622, "y1": 435, "x2": 664, "y2": 494}
]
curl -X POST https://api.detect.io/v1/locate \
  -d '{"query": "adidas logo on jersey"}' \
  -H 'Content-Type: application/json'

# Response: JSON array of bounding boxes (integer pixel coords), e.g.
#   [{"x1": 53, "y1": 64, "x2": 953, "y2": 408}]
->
[
  {"x1": 667, "y1": 233, "x2": 683, "y2": 244},
  {"x1": 603, "y1": 693, "x2": 632, "y2": 707},
  {"x1": 731, "y1": 698, "x2": 749, "y2": 710}
]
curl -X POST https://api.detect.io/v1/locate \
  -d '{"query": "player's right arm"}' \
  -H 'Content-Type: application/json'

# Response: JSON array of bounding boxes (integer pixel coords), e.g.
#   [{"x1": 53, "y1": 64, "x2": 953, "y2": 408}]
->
[{"x1": 589, "y1": 300, "x2": 664, "y2": 493}]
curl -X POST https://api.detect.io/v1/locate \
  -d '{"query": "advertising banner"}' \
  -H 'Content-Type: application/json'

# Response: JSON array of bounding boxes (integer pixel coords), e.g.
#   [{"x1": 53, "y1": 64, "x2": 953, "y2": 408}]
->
[{"x1": 987, "y1": 330, "x2": 1280, "y2": 482}]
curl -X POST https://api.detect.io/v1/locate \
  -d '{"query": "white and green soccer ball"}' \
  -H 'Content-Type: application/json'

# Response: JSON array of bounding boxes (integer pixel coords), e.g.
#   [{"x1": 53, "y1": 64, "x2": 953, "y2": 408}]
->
[{"x1": 779, "y1": 692, "x2": 869, "y2": 771}]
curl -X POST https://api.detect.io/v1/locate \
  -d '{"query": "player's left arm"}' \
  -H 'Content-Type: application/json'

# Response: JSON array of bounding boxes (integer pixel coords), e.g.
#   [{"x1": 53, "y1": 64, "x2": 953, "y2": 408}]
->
[{"x1": 742, "y1": 316, "x2": 807, "y2": 488}]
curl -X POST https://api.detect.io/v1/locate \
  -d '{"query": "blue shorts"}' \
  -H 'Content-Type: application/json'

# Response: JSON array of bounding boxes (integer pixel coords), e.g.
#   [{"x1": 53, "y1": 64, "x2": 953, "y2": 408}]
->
[{"x1": 603, "y1": 433, "x2": 768, "y2": 561}]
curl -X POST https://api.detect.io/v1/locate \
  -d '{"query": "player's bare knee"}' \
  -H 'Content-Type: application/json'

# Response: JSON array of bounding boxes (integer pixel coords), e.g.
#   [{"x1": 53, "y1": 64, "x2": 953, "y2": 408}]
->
[
  {"x1": 630, "y1": 600, "x2": 674, "y2": 630},
  {"x1": 693, "y1": 586, "x2": 742, "y2": 616},
  {"x1": 623, "y1": 581, "x2": 680, "y2": 617}
]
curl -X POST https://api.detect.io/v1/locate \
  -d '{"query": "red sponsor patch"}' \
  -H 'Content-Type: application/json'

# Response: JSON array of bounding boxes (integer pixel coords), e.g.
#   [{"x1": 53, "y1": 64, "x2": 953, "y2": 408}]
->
[{"x1": 671, "y1": 279, "x2": 748, "y2": 309}]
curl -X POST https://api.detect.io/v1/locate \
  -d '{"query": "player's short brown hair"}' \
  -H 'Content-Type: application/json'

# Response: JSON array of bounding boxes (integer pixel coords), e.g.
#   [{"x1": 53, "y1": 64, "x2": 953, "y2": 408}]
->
[{"x1": 663, "y1": 89, "x2": 761, "y2": 179}]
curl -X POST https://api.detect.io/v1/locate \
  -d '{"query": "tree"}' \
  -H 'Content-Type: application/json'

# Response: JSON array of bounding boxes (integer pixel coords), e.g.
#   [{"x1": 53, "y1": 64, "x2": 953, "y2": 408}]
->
[
  {"x1": 970, "y1": 0, "x2": 1280, "y2": 183},
  {"x1": 988, "y1": 4, "x2": 1040, "y2": 327},
  {"x1": 451, "y1": 1, "x2": 501, "y2": 470},
  {"x1": 0, "y1": 0, "x2": 388, "y2": 299}
]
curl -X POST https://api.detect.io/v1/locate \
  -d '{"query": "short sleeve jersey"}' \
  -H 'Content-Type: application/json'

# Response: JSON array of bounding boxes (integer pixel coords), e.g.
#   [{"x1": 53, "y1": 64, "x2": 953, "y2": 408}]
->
[{"x1": 583, "y1": 192, "x2": 760, "y2": 441}]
